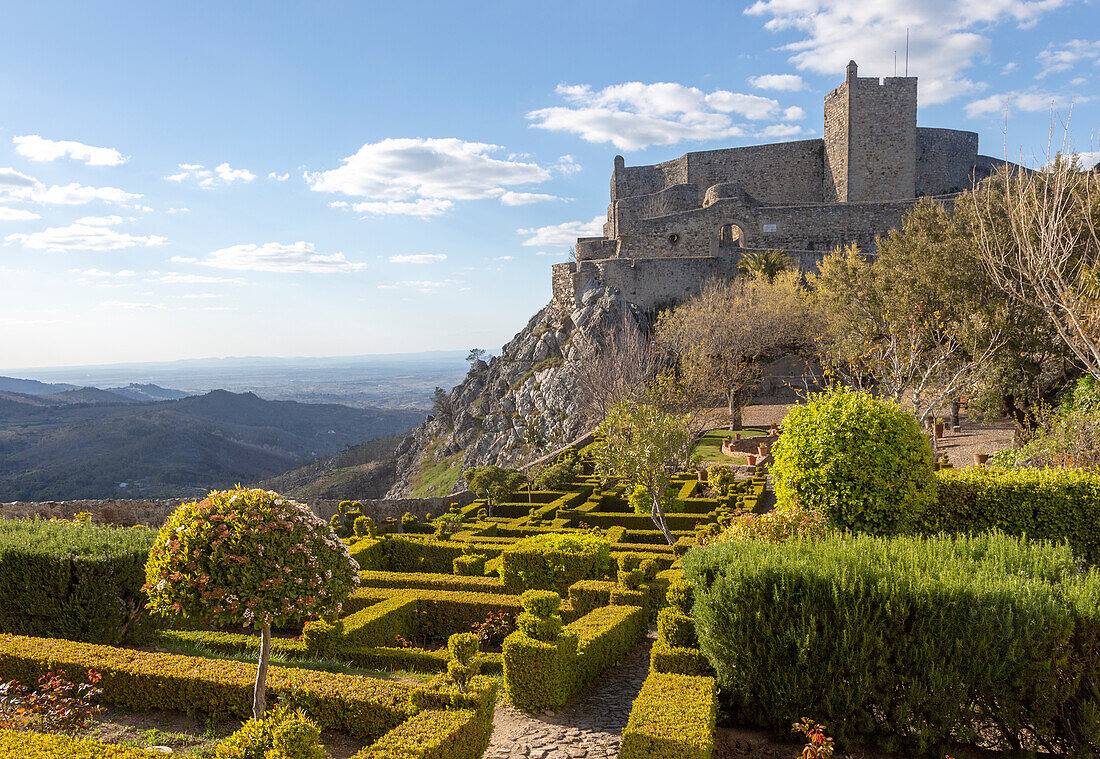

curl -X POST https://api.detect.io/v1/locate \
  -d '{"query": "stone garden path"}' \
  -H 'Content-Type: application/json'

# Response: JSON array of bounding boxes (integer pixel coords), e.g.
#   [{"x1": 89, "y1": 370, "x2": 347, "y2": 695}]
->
[{"x1": 483, "y1": 631, "x2": 656, "y2": 759}]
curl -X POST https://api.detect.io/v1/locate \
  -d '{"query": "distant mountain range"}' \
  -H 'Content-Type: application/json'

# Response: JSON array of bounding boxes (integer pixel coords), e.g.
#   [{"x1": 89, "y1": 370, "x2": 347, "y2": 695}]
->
[
  {"x1": 0, "y1": 386, "x2": 424, "y2": 501},
  {"x1": 0, "y1": 376, "x2": 193, "y2": 404}
]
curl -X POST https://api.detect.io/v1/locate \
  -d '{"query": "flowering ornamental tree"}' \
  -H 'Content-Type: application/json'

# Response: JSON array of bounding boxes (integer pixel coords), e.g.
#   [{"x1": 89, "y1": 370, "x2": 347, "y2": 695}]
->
[{"x1": 144, "y1": 488, "x2": 359, "y2": 719}]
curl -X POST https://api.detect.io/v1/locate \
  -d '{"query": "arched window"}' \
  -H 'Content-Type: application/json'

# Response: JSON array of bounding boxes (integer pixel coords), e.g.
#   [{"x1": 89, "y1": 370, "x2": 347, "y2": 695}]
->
[{"x1": 718, "y1": 224, "x2": 744, "y2": 249}]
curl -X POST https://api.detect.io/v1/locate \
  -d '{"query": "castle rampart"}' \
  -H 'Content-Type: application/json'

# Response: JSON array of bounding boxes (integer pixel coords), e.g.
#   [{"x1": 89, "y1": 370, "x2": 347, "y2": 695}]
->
[{"x1": 560, "y1": 61, "x2": 1005, "y2": 312}]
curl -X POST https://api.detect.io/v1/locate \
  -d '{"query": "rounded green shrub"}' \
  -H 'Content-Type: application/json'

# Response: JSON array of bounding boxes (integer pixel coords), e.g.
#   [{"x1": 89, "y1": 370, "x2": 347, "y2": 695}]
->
[
  {"x1": 657, "y1": 607, "x2": 696, "y2": 648},
  {"x1": 771, "y1": 388, "x2": 936, "y2": 534},
  {"x1": 666, "y1": 579, "x2": 694, "y2": 615},
  {"x1": 520, "y1": 589, "x2": 561, "y2": 617},
  {"x1": 352, "y1": 516, "x2": 375, "y2": 539},
  {"x1": 517, "y1": 612, "x2": 562, "y2": 641},
  {"x1": 619, "y1": 569, "x2": 643, "y2": 590},
  {"x1": 268, "y1": 710, "x2": 324, "y2": 759},
  {"x1": 448, "y1": 631, "x2": 480, "y2": 663},
  {"x1": 301, "y1": 617, "x2": 343, "y2": 658}
]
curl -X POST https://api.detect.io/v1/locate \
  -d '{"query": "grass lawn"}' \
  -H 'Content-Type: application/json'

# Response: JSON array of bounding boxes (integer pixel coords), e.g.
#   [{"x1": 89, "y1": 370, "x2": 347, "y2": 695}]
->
[{"x1": 692, "y1": 428, "x2": 766, "y2": 463}]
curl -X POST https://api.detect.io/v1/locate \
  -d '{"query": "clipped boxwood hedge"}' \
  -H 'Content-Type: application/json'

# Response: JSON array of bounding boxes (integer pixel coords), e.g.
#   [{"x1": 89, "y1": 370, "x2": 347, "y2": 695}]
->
[
  {"x1": 620, "y1": 672, "x2": 717, "y2": 759},
  {"x1": 500, "y1": 533, "x2": 611, "y2": 594},
  {"x1": 0, "y1": 519, "x2": 155, "y2": 644},
  {"x1": 0, "y1": 634, "x2": 412, "y2": 740},
  {"x1": 358, "y1": 571, "x2": 504, "y2": 593},
  {"x1": 0, "y1": 729, "x2": 154, "y2": 758},
  {"x1": 684, "y1": 531, "x2": 1100, "y2": 754},
  {"x1": 926, "y1": 466, "x2": 1100, "y2": 564}
]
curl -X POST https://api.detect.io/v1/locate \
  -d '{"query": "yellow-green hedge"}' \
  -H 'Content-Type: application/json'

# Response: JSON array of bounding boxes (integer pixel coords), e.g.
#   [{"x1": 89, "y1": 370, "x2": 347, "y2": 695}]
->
[
  {"x1": 621, "y1": 672, "x2": 717, "y2": 759},
  {"x1": 926, "y1": 467, "x2": 1100, "y2": 564},
  {"x1": 0, "y1": 634, "x2": 411, "y2": 740},
  {"x1": 649, "y1": 638, "x2": 713, "y2": 677},
  {"x1": 0, "y1": 729, "x2": 153, "y2": 758},
  {"x1": 359, "y1": 570, "x2": 504, "y2": 593}
]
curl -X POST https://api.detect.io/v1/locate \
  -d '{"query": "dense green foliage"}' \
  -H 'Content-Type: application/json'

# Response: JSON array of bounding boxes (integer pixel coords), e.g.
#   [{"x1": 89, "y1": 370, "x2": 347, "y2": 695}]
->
[
  {"x1": 620, "y1": 673, "x2": 717, "y2": 759},
  {"x1": 0, "y1": 729, "x2": 154, "y2": 758},
  {"x1": 500, "y1": 532, "x2": 611, "y2": 594},
  {"x1": 0, "y1": 519, "x2": 155, "y2": 644},
  {"x1": 927, "y1": 465, "x2": 1100, "y2": 564},
  {"x1": 0, "y1": 634, "x2": 412, "y2": 739},
  {"x1": 145, "y1": 488, "x2": 360, "y2": 629},
  {"x1": 215, "y1": 705, "x2": 325, "y2": 759},
  {"x1": 771, "y1": 388, "x2": 937, "y2": 534},
  {"x1": 684, "y1": 531, "x2": 1100, "y2": 754},
  {"x1": 532, "y1": 455, "x2": 581, "y2": 491}
]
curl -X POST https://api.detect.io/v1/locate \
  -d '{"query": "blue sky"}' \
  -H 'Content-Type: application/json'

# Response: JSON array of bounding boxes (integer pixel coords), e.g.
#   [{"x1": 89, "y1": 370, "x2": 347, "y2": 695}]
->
[{"x1": 1, "y1": 0, "x2": 1097, "y2": 369}]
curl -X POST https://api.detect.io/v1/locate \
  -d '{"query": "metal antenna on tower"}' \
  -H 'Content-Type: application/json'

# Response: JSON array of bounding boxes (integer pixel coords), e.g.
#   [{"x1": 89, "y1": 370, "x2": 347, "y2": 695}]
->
[{"x1": 905, "y1": 28, "x2": 910, "y2": 76}]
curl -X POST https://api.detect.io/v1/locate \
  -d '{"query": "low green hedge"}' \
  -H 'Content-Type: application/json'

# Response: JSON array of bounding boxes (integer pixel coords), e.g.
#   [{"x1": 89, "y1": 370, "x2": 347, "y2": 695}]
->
[
  {"x1": 0, "y1": 634, "x2": 412, "y2": 739},
  {"x1": 568, "y1": 580, "x2": 616, "y2": 618},
  {"x1": 620, "y1": 672, "x2": 717, "y2": 759},
  {"x1": 359, "y1": 570, "x2": 504, "y2": 593},
  {"x1": 350, "y1": 536, "x2": 505, "y2": 574},
  {"x1": 343, "y1": 596, "x2": 420, "y2": 648},
  {"x1": 353, "y1": 676, "x2": 497, "y2": 759},
  {"x1": 0, "y1": 729, "x2": 154, "y2": 758},
  {"x1": 502, "y1": 603, "x2": 646, "y2": 711},
  {"x1": 0, "y1": 519, "x2": 156, "y2": 644},
  {"x1": 926, "y1": 466, "x2": 1100, "y2": 564},
  {"x1": 500, "y1": 533, "x2": 611, "y2": 594},
  {"x1": 684, "y1": 531, "x2": 1100, "y2": 754},
  {"x1": 650, "y1": 638, "x2": 712, "y2": 676}
]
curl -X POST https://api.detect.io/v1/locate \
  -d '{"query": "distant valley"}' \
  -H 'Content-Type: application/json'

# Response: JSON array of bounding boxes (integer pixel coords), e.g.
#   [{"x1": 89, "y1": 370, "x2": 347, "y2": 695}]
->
[{"x1": 0, "y1": 387, "x2": 424, "y2": 501}]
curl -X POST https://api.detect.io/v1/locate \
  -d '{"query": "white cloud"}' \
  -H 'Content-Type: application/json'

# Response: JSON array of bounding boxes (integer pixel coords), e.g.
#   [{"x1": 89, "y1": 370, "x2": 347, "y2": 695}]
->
[
  {"x1": 0, "y1": 169, "x2": 141, "y2": 206},
  {"x1": 268, "y1": 172, "x2": 290, "y2": 181},
  {"x1": 167, "y1": 207, "x2": 190, "y2": 214},
  {"x1": 743, "y1": 0, "x2": 1069, "y2": 104},
  {"x1": 13, "y1": 135, "x2": 127, "y2": 166},
  {"x1": 783, "y1": 106, "x2": 806, "y2": 121},
  {"x1": 965, "y1": 88, "x2": 1082, "y2": 117},
  {"x1": 149, "y1": 272, "x2": 246, "y2": 285},
  {"x1": 74, "y1": 215, "x2": 128, "y2": 226},
  {"x1": 180, "y1": 293, "x2": 223, "y2": 299},
  {"x1": 198, "y1": 241, "x2": 365, "y2": 273},
  {"x1": 0, "y1": 206, "x2": 40, "y2": 221},
  {"x1": 1075, "y1": 151, "x2": 1100, "y2": 169},
  {"x1": 554, "y1": 155, "x2": 582, "y2": 175},
  {"x1": 349, "y1": 199, "x2": 455, "y2": 217},
  {"x1": 5, "y1": 219, "x2": 165, "y2": 253},
  {"x1": 170, "y1": 256, "x2": 199, "y2": 263},
  {"x1": 493, "y1": 255, "x2": 513, "y2": 261},
  {"x1": 1002, "y1": 62, "x2": 1020, "y2": 74},
  {"x1": 1037, "y1": 39, "x2": 1100, "y2": 77},
  {"x1": 527, "y1": 82, "x2": 803, "y2": 150},
  {"x1": 749, "y1": 74, "x2": 805, "y2": 91},
  {"x1": 500, "y1": 191, "x2": 562, "y2": 206},
  {"x1": 75, "y1": 268, "x2": 137, "y2": 278},
  {"x1": 377, "y1": 279, "x2": 463, "y2": 293},
  {"x1": 307, "y1": 138, "x2": 552, "y2": 215},
  {"x1": 389, "y1": 253, "x2": 447, "y2": 264},
  {"x1": 757, "y1": 124, "x2": 811, "y2": 139},
  {"x1": 165, "y1": 162, "x2": 255, "y2": 188},
  {"x1": 519, "y1": 215, "x2": 605, "y2": 248},
  {"x1": 99, "y1": 300, "x2": 166, "y2": 310}
]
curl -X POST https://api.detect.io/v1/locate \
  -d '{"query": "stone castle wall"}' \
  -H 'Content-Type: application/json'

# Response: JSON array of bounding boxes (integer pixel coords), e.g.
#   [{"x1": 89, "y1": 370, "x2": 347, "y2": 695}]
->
[
  {"x1": 0, "y1": 492, "x2": 475, "y2": 529},
  {"x1": 823, "y1": 81, "x2": 849, "y2": 202},
  {"x1": 916, "y1": 127, "x2": 979, "y2": 196}
]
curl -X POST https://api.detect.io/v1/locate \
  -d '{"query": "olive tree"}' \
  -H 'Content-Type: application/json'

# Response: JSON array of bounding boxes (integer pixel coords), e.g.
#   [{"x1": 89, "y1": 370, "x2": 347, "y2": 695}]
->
[
  {"x1": 593, "y1": 400, "x2": 693, "y2": 544},
  {"x1": 144, "y1": 488, "x2": 360, "y2": 719},
  {"x1": 464, "y1": 465, "x2": 525, "y2": 517}
]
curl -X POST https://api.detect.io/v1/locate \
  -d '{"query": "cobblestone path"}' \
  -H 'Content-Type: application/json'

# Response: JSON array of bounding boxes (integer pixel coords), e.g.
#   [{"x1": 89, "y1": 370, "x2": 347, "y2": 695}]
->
[{"x1": 483, "y1": 631, "x2": 655, "y2": 759}]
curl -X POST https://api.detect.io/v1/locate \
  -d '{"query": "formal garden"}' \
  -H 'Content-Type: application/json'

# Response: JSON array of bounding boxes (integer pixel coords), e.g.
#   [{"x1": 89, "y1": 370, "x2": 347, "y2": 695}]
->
[{"x1": 1, "y1": 161, "x2": 1099, "y2": 758}]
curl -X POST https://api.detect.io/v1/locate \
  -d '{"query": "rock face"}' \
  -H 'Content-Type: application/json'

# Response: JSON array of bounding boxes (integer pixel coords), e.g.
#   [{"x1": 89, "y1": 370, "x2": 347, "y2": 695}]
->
[{"x1": 387, "y1": 284, "x2": 647, "y2": 497}]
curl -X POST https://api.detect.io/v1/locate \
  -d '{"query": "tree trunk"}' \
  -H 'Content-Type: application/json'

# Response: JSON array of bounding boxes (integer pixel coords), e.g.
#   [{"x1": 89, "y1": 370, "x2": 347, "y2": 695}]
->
[
  {"x1": 728, "y1": 389, "x2": 743, "y2": 431},
  {"x1": 650, "y1": 493, "x2": 675, "y2": 546},
  {"x1": 252, "y1": 621, "x2": 271, "y2": 720},
  {"x1": 950, "y1": 401, "x2": 961, "y2": 430}
]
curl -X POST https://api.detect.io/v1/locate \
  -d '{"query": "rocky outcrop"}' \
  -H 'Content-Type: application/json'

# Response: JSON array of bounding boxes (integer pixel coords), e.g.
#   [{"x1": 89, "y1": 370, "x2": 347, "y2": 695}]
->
[{"x1": 387, "y1": 283, "x2": 647, "y2": 497}]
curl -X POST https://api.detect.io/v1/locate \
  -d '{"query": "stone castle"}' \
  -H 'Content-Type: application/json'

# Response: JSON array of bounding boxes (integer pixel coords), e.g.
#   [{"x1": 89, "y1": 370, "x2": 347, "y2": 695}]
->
[{"x1": 552, "y1": 61, "x2": 1006, "y2": 312}]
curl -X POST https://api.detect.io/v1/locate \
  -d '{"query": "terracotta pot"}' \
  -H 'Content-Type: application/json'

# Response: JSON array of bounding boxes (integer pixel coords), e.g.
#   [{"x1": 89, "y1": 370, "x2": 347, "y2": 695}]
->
[
  {"x1": 973, "y1": 453, "x2": 989, "y2": 465},
  {"x1": 757, "y1": 444, "x2": 770, "y2": 456},
  {"x1": 934, "y1": 421, "x2": 944, "y2": 439},
  {"x1": 734, "y1": 433, "x2": 741, "y2": 440},
  {"x1": 745, "y1": 453, "x2": 757, "y2": 466}
]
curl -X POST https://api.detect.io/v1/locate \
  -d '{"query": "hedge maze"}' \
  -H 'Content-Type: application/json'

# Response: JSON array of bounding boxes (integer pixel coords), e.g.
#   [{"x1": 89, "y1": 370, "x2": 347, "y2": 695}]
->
[{"x1": 0, "y1": 439, "x2": 767, "y2": 758}]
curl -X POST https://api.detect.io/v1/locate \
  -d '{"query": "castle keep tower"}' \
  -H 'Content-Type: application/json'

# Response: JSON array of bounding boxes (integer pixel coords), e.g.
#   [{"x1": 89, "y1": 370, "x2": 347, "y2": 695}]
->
[
  {"x1": 552, "y1": 61, "x2": 1003, "y2": 314},
  {"x1": 824, "y1": 60, "x2": 917, "y2": 202}
]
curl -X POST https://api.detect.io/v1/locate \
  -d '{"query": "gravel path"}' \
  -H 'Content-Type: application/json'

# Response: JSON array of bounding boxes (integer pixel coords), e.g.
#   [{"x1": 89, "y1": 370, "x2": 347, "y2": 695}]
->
[{"x1": 483, "y1": 632, "x2": 655, "y2": 759}]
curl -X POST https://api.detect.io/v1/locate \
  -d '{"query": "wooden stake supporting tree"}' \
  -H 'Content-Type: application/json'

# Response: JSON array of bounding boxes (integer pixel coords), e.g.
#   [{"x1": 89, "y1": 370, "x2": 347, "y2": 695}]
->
[{"x1": 143, "y1": 487, "x2": 360, "y2": 719}]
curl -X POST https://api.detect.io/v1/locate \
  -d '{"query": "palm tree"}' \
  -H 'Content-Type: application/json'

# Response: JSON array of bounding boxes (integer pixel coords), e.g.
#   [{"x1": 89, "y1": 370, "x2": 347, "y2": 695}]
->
[{"x1": 737, "y1": 249, "x2": 792, "y2": 281}]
